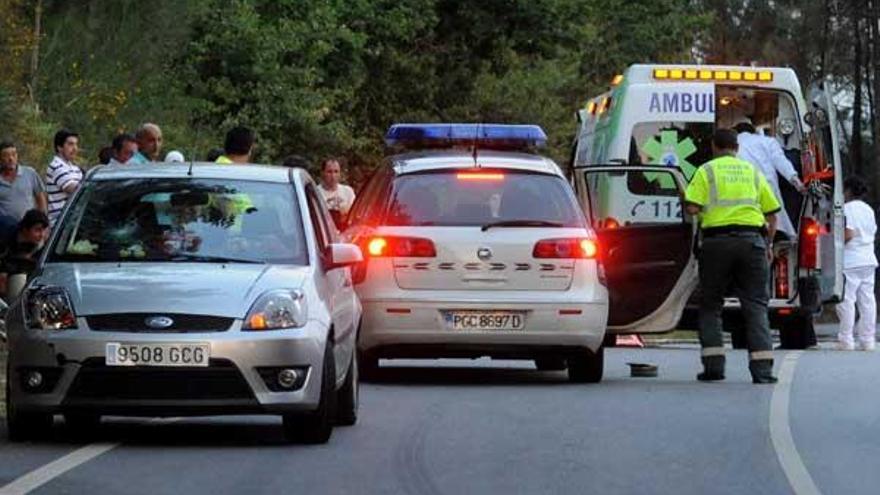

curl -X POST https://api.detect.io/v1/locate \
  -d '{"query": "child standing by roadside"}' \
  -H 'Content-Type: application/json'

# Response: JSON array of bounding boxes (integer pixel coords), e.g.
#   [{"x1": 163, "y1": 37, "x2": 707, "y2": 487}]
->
[{"x1": 836, "y1": 176, "x2": 878, "y2": 351}]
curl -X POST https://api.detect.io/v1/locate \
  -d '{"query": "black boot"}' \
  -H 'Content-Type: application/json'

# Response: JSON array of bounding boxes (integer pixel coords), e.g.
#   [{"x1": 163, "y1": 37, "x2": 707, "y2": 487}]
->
[
  {"x1": 697, "y1": 355, "x2": 725, "y2": 382},
  {"x1": 749, "y1": 359, "x2": 777, "y2": 384}
]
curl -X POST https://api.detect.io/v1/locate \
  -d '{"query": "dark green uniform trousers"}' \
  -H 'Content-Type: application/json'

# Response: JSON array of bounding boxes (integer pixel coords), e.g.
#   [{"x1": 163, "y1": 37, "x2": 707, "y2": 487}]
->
[{"x1": 698, "y1": 231, "x2": 774, "y2": 379}]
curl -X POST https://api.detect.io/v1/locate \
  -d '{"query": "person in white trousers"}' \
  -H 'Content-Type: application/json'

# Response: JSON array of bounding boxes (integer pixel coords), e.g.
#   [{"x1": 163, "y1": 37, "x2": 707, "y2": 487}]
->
[{"x1": 836, "y1": 176, "x2": 878, "y2": 351}]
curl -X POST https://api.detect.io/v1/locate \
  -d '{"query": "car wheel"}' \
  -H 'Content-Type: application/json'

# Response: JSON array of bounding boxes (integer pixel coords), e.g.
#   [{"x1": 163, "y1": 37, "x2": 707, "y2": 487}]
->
[
  {"x1": 6, "y1": 368, "x2": 52, "y2": 442},
  {"x1": 335, "y1": 351, "x2": 358, "y2": 426},
  {"x1": 357, "y1": 350, "x2": 379, "y2": 382},
  {"x1": 567, "y1": 346, "x2": 604, "y2": 383},
  {"x1": 534, "y1": 357, "x2": 567, "y2": 371},
  {"x1": 283, "y1": 342, "x2": 336, "y2": 444}
]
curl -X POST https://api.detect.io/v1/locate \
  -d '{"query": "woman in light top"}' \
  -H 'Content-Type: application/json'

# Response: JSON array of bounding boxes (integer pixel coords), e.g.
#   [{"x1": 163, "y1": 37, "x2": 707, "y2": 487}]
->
[{"x1": 836, "y1": 176, "x2": 878, "y2": 351}]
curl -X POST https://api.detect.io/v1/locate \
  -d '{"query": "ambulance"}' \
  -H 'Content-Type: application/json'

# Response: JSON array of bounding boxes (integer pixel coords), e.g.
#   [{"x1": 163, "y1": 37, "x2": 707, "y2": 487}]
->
[{"x1": 571, "y1": 64, "x2": 844, "y2": 348}]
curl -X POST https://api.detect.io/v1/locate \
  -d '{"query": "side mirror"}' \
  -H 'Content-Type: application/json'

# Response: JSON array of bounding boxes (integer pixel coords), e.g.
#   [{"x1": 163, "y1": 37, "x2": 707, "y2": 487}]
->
[{"x1": 327, "y1": 243, "x2": 363, "y2": 269}]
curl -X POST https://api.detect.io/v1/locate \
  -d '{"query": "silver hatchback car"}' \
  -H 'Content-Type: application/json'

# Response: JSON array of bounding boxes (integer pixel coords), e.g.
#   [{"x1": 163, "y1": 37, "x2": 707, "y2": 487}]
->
[{"x1": 5, "y1": 164, "x2": 363, "y2": 444}]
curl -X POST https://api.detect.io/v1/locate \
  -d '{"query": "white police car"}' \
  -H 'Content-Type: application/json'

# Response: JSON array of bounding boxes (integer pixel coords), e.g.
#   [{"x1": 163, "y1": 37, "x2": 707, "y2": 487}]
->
[{"x1": 343, "y1": 124, "x2": 609, "y2": 382}]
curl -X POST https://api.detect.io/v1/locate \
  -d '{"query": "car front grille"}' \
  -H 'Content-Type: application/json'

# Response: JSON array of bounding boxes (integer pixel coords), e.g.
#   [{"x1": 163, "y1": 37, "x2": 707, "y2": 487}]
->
[
  {"x1": 65, "y1": 358, "x2": 254, "y2": 401},
  {"x1": 86, "y1": 313, "x2": 234, "y2": 333}
]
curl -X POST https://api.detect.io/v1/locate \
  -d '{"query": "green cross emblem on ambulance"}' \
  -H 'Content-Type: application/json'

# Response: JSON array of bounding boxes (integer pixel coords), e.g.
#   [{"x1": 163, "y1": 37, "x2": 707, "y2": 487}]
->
[{"x1": 642, "y1": 130, "x2": 698, "y2": 186}]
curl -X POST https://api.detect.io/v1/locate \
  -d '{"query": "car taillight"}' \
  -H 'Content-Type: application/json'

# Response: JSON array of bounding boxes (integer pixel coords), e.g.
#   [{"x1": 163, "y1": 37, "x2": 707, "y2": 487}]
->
[
  {"x1": 352, "y1": 236, "x2": 436, "y2": 285},
  {"x1": 364, "y1": 236, "x2": 436, "y2": 258},
  {"x1": 533, "y1": 238, "x2": 599, "y2": 259},
  {"x1": 799, "y1": 217, "x2": 821, "y2": 269},
  {"x1": 774, "y1": 254, "x2": 789, "y2": 299}
]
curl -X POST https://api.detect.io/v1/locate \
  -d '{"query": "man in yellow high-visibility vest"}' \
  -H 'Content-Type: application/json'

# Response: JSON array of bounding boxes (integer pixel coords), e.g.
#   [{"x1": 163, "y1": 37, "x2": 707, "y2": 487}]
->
[{"x1": 685, "y1": 129, "x2": 780, "y2": 384}]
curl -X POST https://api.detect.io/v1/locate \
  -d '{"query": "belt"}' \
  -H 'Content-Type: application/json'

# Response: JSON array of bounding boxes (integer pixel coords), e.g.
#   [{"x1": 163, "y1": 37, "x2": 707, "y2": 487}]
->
[{"x1": 702, "y1": 226, "x2": 764, "y2": 238}]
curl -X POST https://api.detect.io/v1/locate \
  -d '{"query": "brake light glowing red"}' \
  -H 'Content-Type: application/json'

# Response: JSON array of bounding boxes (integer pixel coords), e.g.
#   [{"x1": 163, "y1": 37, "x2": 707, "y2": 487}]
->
[
  {"x1": 799, "y1": 217, "x2": 821, "y2": 269},
  {"x1": 367, "y1": 237, "x2": 388, "y2": 256},
  {"x1": 365, "y1": 236, "x2": 436, "y2": 258},
  {"x1": 533, "y1": 238, "x2": 599, "y2": 259},
  {"x1": 456, "y1": 172, "x2": 505, "y2": 181}
]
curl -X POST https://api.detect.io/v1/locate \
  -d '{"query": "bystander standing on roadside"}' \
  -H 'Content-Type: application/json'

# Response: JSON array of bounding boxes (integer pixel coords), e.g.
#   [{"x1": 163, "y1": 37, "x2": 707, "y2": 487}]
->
[
  {"x1": 0, "y1": 140, "x2": 47, "y2": 224},
  {"x1": 108, "y1": 133, "x2": 139, "y2": 166},
  {"x1": 215, "y1": 127, "x2": 255, "y2": 164},
  {"x1": 835, "y1": 176, "x2": 878, "y2": 351},
  {"x1": 317, "y1": 157, "x2": 356, "y2": 228},
  {"x1": 131, "y1": 123, "x2": 163, "y2": 164},
  {"x1": 98, "y1": 146, "x2": 113, "y2": 165},
  {"x1": 45, "y1": 129, "x2": 84, "y2": 227}
]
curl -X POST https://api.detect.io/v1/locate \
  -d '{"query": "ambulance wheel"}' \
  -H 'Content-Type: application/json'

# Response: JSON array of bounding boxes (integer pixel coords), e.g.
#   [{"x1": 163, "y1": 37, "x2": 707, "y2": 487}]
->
[{"x1": 567, "y1": 346, "x2": 604, "y2": 383}]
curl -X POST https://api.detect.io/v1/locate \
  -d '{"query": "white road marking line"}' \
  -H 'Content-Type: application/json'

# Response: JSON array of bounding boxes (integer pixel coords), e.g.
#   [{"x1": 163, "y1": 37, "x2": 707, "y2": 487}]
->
[
  {"x1": 0, "y1": 442, "x2": 118, "y2": 495},
  {"x1": 0, "y1": 417, "x2": 180, "y2": 495},
  {"x1": 770, "y1": 351, "x2": 822, "y2": 495}
]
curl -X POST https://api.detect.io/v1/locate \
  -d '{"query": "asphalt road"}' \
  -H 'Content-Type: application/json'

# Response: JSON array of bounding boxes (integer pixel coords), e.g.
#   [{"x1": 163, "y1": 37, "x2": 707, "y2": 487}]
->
[{"x1": 0, "y1": 347, "x2": 877, "y2": 495}]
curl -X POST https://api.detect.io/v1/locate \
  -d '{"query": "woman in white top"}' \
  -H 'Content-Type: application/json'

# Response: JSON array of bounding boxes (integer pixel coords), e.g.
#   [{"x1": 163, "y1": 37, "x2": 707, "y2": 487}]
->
[{"x1": 836, "y1": 176, "x2": 878, "y2": 351}]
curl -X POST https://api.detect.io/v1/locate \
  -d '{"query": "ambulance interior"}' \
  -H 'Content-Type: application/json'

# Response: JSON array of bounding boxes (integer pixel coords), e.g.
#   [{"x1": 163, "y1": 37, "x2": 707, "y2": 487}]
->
[{"x1": 591, "y1": 86, "x2": 837, "y2": 329}]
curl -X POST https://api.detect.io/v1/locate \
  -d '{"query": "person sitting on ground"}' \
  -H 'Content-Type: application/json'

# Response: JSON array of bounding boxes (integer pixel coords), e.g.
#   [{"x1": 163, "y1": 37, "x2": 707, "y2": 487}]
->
[
  {"x1": 0, "y1": 209, "x2": 49, "y2": 298},
  {"x1": 215, "y1": 127, "x2": 255, "y2": 164}
]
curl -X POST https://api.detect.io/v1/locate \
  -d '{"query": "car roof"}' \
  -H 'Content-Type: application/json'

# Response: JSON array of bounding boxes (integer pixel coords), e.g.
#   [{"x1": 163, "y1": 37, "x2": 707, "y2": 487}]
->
[
  {"x1": 87, "y1": 163, "x2": 296, "y2": 183},
  {"x1": 389, "y1": 150, "x2": 564, "y2": 177}
]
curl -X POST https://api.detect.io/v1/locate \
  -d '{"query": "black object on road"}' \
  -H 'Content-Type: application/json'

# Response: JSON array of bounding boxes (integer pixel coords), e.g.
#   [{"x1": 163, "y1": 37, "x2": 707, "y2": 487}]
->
[{"x1": 627, "y1": 362, "x2": 658, "y2": 378}]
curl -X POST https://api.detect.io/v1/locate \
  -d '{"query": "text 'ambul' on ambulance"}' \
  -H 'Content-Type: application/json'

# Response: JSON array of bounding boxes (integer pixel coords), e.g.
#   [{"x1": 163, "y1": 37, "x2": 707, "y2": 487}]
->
[{"x1": 570, "y1": 64, "x2": 844, "y2": 349}]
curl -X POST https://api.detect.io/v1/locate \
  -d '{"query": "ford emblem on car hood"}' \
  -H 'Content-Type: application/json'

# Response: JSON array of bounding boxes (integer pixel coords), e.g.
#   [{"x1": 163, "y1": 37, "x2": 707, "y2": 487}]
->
[{"x1": 145, "y1": 315, "x2": 175, "y2": 329}]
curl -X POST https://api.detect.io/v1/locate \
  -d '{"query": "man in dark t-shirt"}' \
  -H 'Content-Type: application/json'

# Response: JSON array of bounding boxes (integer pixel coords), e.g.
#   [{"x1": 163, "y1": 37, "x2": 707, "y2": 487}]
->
[{"x1": 0, "y1": 209, "x2": 49, "y2": 299}]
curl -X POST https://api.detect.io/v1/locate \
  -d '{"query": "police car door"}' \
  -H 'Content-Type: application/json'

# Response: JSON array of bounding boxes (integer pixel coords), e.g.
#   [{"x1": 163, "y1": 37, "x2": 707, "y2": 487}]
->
[
  {"x1": 804, "y1": 80, "x2": 845, "y2": 302},
  {"x1": 574, "y1": 165, "x2": 698, "y2": 334}
]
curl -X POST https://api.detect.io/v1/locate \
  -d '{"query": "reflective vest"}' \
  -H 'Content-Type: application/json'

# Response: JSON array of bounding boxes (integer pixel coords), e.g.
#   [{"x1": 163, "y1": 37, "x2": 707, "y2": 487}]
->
[{"x1": 684, "y1": 155, "x2": 781, "y2": 229}]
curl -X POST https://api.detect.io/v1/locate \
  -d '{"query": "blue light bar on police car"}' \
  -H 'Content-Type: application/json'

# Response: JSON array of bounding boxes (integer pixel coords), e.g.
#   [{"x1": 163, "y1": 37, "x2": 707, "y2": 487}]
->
[{"x1": 384, "y1": 123, "x2": 548, "y2": 150}]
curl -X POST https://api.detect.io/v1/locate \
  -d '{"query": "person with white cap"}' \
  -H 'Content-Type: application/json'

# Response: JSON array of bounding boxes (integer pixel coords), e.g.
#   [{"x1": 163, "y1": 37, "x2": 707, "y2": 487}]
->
[
  {"x1": 734, "y1": 119, "x2": 806, "y2": 239},
  {"x1": 164, "y1": 150, "x2": 185, "y2": 163}
]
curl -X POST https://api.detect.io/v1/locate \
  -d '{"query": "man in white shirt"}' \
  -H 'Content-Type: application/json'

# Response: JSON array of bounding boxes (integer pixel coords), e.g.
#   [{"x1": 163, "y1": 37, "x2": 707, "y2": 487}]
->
[
  {"x1": 45, "y1": 129, "x2": 84, "y2": 226},
  {"x1": 734, "y1": 121, "x2": 806, "y2": 239},
  {"x1": 317, "y1": 158, "x2": 356, "y2": 228},
  {"x1": 836, "y1": 176, "x2": 878, "y2": 351}
]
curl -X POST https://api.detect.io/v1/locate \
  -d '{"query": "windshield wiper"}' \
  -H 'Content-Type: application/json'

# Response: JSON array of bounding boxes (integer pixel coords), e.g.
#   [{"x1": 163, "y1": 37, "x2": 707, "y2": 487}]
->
[
  {"x1": 167, "y1": 254, "x2": 265, "y2": 264},
  {"x1": 480, "y1": 220, "x2": 564, "y2": 232}
]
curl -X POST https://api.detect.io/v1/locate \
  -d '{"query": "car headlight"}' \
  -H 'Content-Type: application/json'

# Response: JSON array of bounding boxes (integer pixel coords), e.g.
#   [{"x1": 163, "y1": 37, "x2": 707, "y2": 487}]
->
[
  {"x1": 243, "y1": 289, "x2": 308, "y2": 331},
  {"x1": 25, "y1": 286, "x2": 77, "y2": 330}
]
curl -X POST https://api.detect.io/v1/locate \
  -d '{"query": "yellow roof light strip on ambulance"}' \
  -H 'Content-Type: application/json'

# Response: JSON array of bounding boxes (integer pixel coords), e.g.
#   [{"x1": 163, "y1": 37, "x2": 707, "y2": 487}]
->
[{"x1": 653, "y1": 68, "x2": 773, "y2": 83}]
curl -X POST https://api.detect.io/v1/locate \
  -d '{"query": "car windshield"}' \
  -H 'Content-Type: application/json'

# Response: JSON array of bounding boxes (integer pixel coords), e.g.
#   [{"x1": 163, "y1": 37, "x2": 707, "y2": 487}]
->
[
  {"x1": 385, "y1": 170, "x2": 584, "y2": 227},
  {"x1": 48, "y1": 178, "x2": 307, "y2": 264}
]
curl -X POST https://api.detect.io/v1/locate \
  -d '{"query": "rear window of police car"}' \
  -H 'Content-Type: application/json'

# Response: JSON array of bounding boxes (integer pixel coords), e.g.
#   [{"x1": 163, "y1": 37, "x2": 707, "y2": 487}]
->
[{"x1": 384, "y1": 170, "x2": 584, "y2": 227}]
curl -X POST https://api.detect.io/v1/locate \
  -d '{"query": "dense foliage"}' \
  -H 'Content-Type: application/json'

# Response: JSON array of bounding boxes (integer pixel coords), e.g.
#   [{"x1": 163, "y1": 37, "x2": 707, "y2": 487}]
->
[{"x1": 0, "y1": 0, "x2": 875, "y2": 191}]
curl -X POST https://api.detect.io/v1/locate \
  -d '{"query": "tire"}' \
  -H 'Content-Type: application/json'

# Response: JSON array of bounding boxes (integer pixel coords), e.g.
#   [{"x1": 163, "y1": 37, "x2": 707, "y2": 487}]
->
[
  {"x1": 534, "y1": 357, "x2": 567, "y2": 371},
  {"x1": 6, "y1": 367, "x2": 52, "y2": 442},
  {"x1": 567, "y1": 346, "x2": 604, "y2": 383},
  {"x1": 335, "y1": 351, "x2": 358, "y2": 426},
  {"x1": 357, "y1": 350, "x2": 379, "y2": 382},
  {"x1": 283, "y1": 342, "x2": 336, "y2": 444}
]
